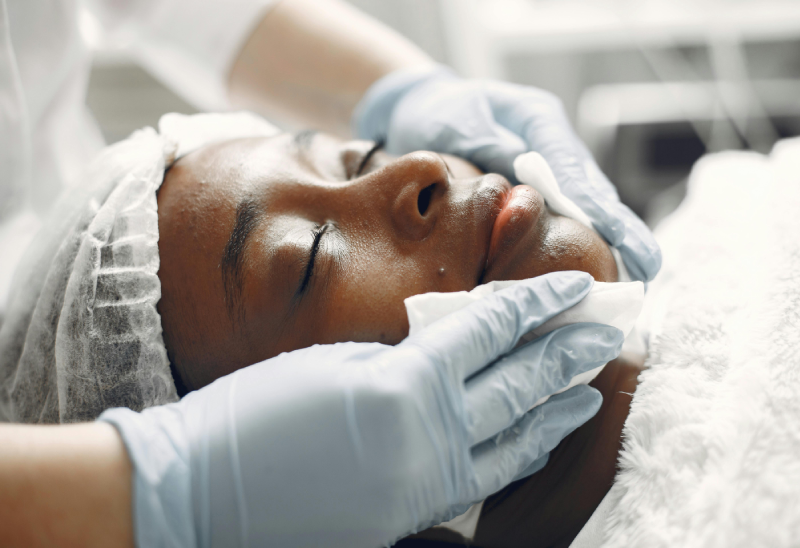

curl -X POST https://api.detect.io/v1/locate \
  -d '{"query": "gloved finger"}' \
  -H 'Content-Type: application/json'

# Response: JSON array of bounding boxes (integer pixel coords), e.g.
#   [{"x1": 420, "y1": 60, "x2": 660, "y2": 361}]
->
[
  {"x1": 556, "y1": 161, "x2": 662, "y2": 280},
  {"x1": 247, "y1": 341, "x2": 388, "y2": 375},
  {"x1": 531, "y1": 135, "x2": 662, "y2": 281},
  {"x1": 464, "y1": 323, "x2": 622, "y2": 445},
  {"x1": 489, "y1": 86, "x2": 610, "y2": 181},
  {"x1": 353, "y1": 65, "x2": 456, "y2": 143},
  {"x1": 569, "y1": 157, "x2": 662, "y2": 281},
  {"x1": 528, "y1": 135, "x2": 627, "y2": 247},
  {"x1": 607, "y1": 201, "x2": 663, "y2": 282},
  {"x1": 462, "y1": 123, "x2": 526, "y2": 181},
  {"x1": 491, "y1": 88, "x2": 628, "y2": 247},
  {"x1": 617, "y1": 241, "x2": 661, "y2": 283},
  {"x1": 470, "y1": 385, "x2": 602, "y2": 501},
  {"x1": 403, "y1": 271, "x2": 594, "y2": 382},
  {"x1": 391, "y1": 83, "x2": 527, "y2": 178}
]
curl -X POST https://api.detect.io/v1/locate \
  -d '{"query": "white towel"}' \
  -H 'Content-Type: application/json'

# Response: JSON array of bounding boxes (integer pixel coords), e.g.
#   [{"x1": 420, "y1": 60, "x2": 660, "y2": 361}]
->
[{"x1": 581, "y1": 137, "x2": 800, "y2": 548}]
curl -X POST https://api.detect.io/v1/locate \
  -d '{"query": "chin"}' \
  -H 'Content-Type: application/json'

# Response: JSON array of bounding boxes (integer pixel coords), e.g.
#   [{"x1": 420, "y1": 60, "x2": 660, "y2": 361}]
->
[{"x1": 484, "y1": 215, "x2": 618, "y2": 284}]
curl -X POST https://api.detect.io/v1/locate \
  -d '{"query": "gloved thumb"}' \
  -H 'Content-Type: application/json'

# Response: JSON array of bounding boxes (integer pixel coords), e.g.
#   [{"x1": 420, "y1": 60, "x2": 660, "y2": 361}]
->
[{"x1": 467, "y1": 122, "x2": 526, "y2": 182}]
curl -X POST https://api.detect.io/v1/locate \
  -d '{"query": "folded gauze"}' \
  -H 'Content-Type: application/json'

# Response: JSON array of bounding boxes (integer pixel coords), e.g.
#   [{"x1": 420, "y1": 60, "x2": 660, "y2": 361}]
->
[{"x1": 0, "y1": 112, "x2": 279, "y2": 423}]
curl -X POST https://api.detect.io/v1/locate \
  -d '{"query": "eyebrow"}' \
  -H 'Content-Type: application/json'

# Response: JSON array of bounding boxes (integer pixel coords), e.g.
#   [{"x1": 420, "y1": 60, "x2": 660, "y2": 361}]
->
[{"x1": 220, "y1": 198, "x2": 263, "y2": 327}]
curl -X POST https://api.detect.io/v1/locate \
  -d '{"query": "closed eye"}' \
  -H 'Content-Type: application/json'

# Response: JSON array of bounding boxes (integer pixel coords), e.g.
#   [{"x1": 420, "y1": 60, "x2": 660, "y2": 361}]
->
[
  {"x1": 297, "y1": 223, "x2": 331, "y2": 295},
  {"x1": 352, "y1": 141, "x2": 384, "y2": 179}
]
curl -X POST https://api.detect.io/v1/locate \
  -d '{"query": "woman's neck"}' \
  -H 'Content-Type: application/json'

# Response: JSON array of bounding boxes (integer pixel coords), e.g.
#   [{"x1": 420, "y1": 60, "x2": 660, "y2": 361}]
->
[{"x1": 473, "y1": 351, "x2": 646, "y2": 548}]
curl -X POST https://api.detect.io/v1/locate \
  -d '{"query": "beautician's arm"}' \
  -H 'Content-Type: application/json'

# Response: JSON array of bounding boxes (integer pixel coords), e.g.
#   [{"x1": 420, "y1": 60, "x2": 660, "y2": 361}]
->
[
  {"x1": 228, "y1": 0, "x2": 434, "y2": 136},
  {"x1": 0, "y1": 423, "x2": 133, "y2": 548}
]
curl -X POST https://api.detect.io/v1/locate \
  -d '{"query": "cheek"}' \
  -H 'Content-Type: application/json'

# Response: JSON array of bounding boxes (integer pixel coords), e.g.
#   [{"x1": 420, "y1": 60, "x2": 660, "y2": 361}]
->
[
  {"x1": 317, "y1": 249, "x2": 466, "y2": 345},
  {"x1": 535, "y1": 218, "x2": 618, "y2": 282},
  {"x1": 321, "y1": 258, "x2": 421, "y2": 345}
]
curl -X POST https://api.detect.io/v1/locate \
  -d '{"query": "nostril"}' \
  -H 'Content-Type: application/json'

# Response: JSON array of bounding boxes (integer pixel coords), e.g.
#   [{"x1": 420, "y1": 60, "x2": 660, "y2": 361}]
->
[{"x1": 417, "y1": 184, "x2": 435, "y2": 216}]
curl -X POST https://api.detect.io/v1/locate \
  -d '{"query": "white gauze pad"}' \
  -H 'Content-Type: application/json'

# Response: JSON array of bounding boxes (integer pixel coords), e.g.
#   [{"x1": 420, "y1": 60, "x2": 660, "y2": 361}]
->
[{"x1": 405, "y1": 280, "x2": 644, "y2": 407}]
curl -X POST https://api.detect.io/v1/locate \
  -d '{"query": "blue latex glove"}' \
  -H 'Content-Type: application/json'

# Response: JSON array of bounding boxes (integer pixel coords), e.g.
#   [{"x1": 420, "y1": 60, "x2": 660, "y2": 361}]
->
[
  {"x1": 353, "y1": 65, "x2": 662, "y2": 282},
  {"x1": 99, "y1": 271, "x2": 622, "y2": 548}
]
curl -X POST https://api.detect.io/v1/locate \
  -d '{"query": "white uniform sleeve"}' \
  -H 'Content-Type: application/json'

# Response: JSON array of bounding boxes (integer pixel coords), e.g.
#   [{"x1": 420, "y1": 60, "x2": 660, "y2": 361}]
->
[{"x1": 85, "y1": 0, "x2": 277, "y2": 110}]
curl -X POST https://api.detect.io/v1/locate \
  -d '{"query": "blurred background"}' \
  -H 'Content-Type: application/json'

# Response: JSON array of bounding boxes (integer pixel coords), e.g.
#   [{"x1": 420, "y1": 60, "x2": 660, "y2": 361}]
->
[{"x1": 84, "y1": 0, "x2": 800, "y2": 227}]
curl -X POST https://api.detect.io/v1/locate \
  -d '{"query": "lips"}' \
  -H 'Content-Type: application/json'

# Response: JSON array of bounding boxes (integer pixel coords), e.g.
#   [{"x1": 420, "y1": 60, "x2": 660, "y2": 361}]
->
[
  {"x1": 483, "y1": 184, "x2": 545, "y2": 279},
  {"x1": 456, "y1": 174, "x2": 546, "y2": 286}
]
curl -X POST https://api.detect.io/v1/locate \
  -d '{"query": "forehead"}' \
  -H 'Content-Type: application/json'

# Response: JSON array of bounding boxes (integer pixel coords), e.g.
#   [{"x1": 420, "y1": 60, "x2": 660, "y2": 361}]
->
[
  {"x1": 167, "y1": 130, "x2": 354, "y2": 196},
  {"x1": 171, "y1": 133, "x2": 293, "y2": 194}
]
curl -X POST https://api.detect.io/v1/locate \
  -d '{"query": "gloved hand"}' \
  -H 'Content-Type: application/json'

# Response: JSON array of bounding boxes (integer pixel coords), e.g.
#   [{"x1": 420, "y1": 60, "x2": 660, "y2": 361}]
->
[
  {"x1": 353, "y1": 65, "x2": 662, "y2": 282},
  {"x1": 99, "y1": 271, "x2": 623, "y2": 548}
]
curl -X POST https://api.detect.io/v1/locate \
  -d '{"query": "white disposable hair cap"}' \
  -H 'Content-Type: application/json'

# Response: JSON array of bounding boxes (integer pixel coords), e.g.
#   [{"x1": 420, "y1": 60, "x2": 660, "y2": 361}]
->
[
  {"x1": 160, "y1": 111, "x2": 281, "y2": 160},
  {"x1": 0, "y1": 112, "x2": 279, "y2": 423}
]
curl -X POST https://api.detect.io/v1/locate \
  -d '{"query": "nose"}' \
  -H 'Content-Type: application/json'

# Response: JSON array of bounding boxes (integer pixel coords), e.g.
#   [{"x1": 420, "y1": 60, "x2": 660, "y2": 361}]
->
[{"x1": 367, "y1": 152, "x2": 450, "y2": 241}]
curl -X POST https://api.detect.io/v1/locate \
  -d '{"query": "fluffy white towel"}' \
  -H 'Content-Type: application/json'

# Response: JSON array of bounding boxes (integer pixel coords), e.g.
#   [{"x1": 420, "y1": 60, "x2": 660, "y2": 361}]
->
[{"x1": 589, "y1": 137, "x2": 800, "y2": 547}]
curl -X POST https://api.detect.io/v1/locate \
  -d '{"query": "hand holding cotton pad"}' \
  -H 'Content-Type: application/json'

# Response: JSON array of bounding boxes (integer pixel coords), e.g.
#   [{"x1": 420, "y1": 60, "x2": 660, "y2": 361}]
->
[
  {"x1": 413, "y1": 278, "x2": 644, "y2": 540},
  {"x1": 406, "y1": 279, "x2": 643, "y2": 406}
]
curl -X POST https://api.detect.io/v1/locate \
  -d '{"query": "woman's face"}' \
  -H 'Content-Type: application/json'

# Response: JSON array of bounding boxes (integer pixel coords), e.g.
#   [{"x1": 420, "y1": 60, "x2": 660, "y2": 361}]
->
[{"x1": 157, "y1": 132, "x2": 617, "y2": 389}]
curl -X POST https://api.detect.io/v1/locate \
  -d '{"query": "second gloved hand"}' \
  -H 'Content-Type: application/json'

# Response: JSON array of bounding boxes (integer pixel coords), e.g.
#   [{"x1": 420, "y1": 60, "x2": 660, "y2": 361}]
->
[
  {"x1": 100, "y1": 271, "x2": 623, "y2": 548},
  {"x1": 353, "y1": 65, "x2": 662, "y2": 282}
]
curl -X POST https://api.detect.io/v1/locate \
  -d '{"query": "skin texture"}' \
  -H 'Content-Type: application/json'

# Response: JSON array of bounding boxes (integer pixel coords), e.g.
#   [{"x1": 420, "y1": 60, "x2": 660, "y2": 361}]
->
[
  {"x1": 0, "y1": 423, "x2": 134, "y2": 548},
  {"x1": 156, "y1": 132, "x2": 617, "y2": 391}
]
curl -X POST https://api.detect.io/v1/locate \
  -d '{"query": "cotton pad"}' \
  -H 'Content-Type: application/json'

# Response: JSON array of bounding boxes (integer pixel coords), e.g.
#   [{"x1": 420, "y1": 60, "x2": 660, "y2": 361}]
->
[
  {"x1": 514, "y1": 152, "x2": 594, "y2": 228},
  {"x1": 406, "y1": 280, "x2": 643, "y2": 406}
]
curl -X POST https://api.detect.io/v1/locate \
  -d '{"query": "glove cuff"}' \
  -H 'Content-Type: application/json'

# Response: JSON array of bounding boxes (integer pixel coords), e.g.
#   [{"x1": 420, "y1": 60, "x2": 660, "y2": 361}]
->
[
  {"x1": 99, "y1": 406, "x2": 196, "y2": 548},
  {"x1": 351, "y1": 64, "x2": 457, "y2": 142}
]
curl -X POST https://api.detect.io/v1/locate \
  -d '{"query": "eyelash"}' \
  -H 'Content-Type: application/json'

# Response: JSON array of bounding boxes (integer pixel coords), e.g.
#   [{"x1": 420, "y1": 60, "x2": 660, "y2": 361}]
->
[
  {"x1": 298, "y1": 222, "x2": 331, "y2": 295},
  {"x1": 351, "y1": 140, "x2": 384, "y2": 180}
]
